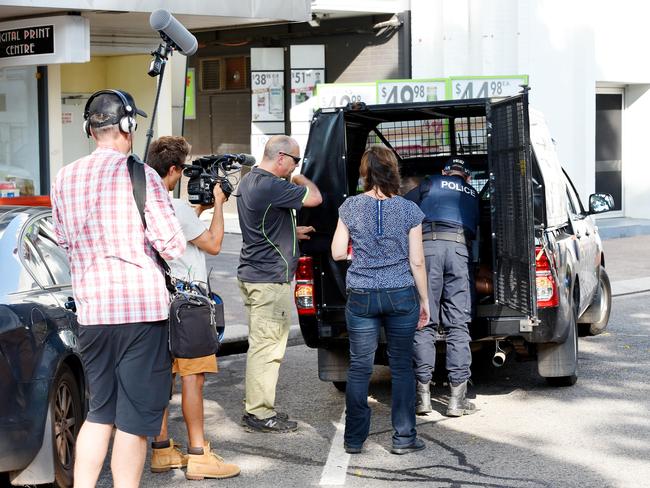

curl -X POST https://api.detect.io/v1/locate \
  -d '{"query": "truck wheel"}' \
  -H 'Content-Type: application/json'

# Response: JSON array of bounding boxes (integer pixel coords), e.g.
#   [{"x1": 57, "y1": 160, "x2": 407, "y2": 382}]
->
[
  {"x1": 52, "y1": 364, "x2": 83, "y2": 488},
  {"x1": 538, "y1": 302, "x2": 578, "y2": 387},
  {"x1": 579, "y1": 266, "x2": 612, "y2": 336},
  {"x1": 333, "y1": 381, "x2": 347, "y2": 393}
]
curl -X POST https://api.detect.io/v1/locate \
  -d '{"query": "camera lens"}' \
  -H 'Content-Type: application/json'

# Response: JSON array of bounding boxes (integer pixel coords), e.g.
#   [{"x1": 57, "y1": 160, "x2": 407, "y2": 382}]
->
[{"x1": 183, "y1": 166, "x2": 200, "y2": 177}]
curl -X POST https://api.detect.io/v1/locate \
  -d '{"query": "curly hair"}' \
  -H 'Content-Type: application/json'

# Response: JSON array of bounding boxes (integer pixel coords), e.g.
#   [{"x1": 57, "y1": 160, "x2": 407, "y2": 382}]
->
[
  {"x1": 146, "y1": 136, "x2": 191, "y2": 178},
  {"x1": 359, "y1": 145, "x2": 401, "y2": 197}
]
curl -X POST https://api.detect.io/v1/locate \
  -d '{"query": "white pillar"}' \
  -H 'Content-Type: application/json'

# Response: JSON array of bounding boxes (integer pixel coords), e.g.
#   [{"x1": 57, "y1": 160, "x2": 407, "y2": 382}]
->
[{"x1": 47, "y1": 64, "x2": 63, "y2": 184}]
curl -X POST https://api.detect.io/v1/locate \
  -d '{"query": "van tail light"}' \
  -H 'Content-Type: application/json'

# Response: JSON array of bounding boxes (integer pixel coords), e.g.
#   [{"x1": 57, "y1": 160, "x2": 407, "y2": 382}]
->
[
  {"x1": 536, "y1": 246, "x2": 559, "y2": 308},
  {"x1": 295, "y1": 256, "x2": 316, "y2": 316}
]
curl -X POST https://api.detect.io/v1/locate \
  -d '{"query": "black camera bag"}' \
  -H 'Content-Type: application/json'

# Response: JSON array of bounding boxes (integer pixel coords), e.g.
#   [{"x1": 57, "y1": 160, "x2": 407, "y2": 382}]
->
[
  {"x1": 168, "y1": 291, "x2": 220, "y2": 358},
  {"x1": 127, "y1": 155, "x2": 221, "y2": 358}
]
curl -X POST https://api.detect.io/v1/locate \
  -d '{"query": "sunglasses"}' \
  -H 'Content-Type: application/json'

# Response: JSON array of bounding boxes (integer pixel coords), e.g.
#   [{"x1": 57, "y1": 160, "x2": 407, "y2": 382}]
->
[{"x1": 279, "y1": 151, "x2": 301, "y2": 165}]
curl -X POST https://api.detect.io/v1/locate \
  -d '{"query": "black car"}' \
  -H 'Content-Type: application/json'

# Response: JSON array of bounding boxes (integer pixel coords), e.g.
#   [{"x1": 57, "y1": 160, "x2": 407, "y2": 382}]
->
[
  {"x1": 0, "y1": 201, "x2": 85, "y2": 487},
  {"x1": 294, "y1": 92, "x2": 613, "y2": 389}
]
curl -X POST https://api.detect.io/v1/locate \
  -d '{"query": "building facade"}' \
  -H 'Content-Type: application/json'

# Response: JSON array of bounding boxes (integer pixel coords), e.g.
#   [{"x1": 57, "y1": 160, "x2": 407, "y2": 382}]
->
[
  {"x1": 0, "y1": 1, "x2": 310, "y2": 197},
  {"x1": 411, "y1": 0, "x2": 650, "y2": 219}
]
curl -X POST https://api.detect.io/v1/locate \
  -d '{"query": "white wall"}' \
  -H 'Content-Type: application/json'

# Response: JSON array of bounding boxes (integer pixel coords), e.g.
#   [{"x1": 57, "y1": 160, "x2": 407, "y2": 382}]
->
[
  {"x1": 623, "y1": 85, "x2": 650, "y2": 218},
  {"x1": 411, "y1": 0, "x2": 650, "y2": 216},
  {"x1": 47, "y1": 64, "x2": 63, "y2": 184}
]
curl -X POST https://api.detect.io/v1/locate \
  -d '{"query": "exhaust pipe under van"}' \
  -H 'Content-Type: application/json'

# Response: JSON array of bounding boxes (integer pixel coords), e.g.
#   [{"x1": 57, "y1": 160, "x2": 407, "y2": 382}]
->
[{"x1": 492, "y1": 341, "x2": 512, "y2": 367}]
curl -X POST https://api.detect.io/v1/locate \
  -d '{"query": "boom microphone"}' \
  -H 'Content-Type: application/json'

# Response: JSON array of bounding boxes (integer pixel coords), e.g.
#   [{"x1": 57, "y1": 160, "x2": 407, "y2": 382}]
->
[{"x1": 149, "y1": 10, "x2": 198, "y2": 56}]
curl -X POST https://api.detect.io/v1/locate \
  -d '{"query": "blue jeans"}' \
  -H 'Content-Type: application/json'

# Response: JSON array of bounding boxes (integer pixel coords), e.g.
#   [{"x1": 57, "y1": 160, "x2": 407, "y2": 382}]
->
[{"x1": 344, "y1": 286, "x2": 420, "y2": 449}]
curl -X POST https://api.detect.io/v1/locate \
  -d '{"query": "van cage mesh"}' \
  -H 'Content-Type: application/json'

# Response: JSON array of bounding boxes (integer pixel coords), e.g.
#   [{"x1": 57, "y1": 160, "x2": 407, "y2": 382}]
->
[
  {"x1": 366, "y1": 117, "x2": 488, "y2": 158},
  {"x1": 488, "y1": 97, "x2": 536, "y2": 316}
]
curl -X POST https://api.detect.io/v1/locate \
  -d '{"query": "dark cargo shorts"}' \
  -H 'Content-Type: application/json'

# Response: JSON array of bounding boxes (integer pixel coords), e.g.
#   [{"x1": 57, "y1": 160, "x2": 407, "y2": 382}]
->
[{"x1": 78, "y1": 320, "x2": 172, "y2": 437}]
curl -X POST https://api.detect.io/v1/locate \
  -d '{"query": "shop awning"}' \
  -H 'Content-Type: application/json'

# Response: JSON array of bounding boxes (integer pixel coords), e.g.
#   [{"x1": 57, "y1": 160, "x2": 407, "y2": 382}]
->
[{"x1": 0, "y1": 1, "x2": 311, "y2": 54}]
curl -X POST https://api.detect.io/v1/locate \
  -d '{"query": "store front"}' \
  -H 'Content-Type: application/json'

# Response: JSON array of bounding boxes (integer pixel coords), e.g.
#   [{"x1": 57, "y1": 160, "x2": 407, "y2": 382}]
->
[
  {"x1": 0, "y1": 65, "x2": 41, "y2": 196},
  {"x1": 0, "y1": 1, "x2": 311, "y2": 196},
  {"x1": 0, "y1": 15, "x2": 88, "y2": 196}
]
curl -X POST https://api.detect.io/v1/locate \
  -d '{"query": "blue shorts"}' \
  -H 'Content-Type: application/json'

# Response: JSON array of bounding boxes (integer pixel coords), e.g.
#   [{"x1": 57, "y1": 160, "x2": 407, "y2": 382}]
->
[{"x1": 78, "y1": 320, "x2": 171, "y2": 437}]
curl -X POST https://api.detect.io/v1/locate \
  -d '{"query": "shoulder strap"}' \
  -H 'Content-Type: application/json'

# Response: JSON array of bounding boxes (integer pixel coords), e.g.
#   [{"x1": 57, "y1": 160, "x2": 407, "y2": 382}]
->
[
  {"x1": 126, "y1": 154, "x2": 175, "y2": 291},
  {"x1": 127, "y1": 155, "x2": 147, "y2": 229}
]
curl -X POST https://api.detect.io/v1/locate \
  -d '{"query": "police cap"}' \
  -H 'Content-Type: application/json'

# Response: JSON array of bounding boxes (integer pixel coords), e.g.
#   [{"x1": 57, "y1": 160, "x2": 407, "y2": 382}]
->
[{"x1": 443, "y1": 157, "x2": 470, "y2": 177}]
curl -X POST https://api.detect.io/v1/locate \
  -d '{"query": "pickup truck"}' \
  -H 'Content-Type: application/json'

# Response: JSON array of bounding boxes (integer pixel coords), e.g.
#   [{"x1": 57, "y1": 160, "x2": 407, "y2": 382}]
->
[{"x1": 295, "y1": 91, "x2": 613, "y2": 389}]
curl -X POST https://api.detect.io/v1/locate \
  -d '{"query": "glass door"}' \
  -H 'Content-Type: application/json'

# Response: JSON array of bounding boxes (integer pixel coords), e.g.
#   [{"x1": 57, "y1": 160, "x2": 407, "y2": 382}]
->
[{"x1": 595, "y1": 91, "x2": 623, "y2": 213}]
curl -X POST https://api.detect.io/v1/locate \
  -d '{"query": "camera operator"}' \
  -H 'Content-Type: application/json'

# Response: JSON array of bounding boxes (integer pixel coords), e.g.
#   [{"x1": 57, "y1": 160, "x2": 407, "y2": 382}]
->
[{"x1": 146, "y1": 136, "x2": 240, "y2": 481}]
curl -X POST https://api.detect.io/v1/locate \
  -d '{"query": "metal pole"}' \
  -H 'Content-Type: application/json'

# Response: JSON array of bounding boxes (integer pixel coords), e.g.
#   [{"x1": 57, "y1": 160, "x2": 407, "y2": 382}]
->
[{"x1": 143, "y1": 43, "x2": 173, "y2": 162}]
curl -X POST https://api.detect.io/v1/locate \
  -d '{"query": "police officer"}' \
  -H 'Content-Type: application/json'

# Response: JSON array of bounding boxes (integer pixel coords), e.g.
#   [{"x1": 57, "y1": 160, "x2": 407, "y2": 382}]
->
[{"x1": 404, "y1": 158, "x2": 479, "y2": 417}]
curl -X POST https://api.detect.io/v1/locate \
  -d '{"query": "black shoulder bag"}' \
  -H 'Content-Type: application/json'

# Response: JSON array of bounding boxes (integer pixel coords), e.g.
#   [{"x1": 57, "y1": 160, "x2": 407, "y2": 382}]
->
[{"x1": 127, "y1": 155, "x2": 221, "y2": 358}]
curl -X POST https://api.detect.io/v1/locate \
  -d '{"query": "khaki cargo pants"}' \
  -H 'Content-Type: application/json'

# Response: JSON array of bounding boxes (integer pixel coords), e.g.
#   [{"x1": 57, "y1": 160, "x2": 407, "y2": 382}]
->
[{"x1": 238, "y1": 281, "x2": 292, "y2": 419}]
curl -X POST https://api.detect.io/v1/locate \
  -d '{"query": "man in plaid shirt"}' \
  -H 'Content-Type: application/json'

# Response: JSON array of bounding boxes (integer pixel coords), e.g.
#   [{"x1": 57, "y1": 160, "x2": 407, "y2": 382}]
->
[{"x1": 51, "y1": 89, "x2": 185, "y2": 488}]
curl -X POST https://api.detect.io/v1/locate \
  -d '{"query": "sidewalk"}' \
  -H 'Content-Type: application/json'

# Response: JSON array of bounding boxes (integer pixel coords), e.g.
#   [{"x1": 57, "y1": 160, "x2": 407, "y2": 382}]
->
[{"x1": 602, "y1": 234, "x2": 650, "y2": 296}]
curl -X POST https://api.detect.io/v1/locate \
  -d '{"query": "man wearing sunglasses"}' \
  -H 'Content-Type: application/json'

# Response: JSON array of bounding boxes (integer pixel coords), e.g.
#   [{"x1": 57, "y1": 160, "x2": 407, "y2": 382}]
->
[{"x1": 237, "y1": 135, "x2": 322, "y2": 433}]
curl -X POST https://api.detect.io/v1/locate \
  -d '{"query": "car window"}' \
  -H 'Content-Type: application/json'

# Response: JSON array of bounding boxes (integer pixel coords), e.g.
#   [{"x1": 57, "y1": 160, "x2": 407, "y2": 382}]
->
[
  {"x1": 564, "y1": 174, "x2": 585, "y2": 216},
  {"x1": 21, "y1": 227, "x2": 53, "y2": 289},
  {"x1": 36, "y1": 217, "x2": 71, "y2": 286},
  {"x1": 20, "y1": 216, "x2": 71, "y2": 289},
  {"x1": 565, "y1": 186, "x2": 577, "y2": 215}
]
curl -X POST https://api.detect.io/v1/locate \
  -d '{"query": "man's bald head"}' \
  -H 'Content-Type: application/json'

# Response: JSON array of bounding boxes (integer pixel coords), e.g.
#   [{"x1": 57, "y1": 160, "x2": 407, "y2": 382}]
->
[{"x1": 263, "y1": 135, "x2": 298, "y2": 162}]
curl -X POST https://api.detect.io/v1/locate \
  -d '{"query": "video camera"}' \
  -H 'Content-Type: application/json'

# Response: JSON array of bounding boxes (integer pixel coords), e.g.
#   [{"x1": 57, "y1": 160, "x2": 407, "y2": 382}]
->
[{"x1": 183, "y1": 153, "x2": 255, "y2": 205}]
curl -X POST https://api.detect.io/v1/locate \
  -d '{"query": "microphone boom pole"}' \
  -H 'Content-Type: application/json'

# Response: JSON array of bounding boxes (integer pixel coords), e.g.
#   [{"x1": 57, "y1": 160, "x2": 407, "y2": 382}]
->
[{"x1": 143, "y1": 40, "x2": 173, "y2": 162}]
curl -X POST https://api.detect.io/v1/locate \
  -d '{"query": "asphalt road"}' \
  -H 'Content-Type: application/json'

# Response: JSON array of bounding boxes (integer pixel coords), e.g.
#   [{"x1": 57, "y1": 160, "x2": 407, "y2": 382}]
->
[
  {"x1": 94, "y1": 290, "x2": 649, "y2": 488},
  {"x1": 203, "y1": 233, "x2": 302, "y2": 351}
]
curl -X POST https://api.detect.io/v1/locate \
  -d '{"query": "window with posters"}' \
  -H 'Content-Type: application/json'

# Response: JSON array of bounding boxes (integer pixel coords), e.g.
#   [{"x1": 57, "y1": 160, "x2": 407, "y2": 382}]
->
[
  {"x1": 251, "y1": 71, "x2": 284, "y2": 122},
  {"x1": 290, "y1": 69, "x2": 324, "y2": 106},
  {"x1": 0, "y1": 65, "x2": 39, "y2": 197}
]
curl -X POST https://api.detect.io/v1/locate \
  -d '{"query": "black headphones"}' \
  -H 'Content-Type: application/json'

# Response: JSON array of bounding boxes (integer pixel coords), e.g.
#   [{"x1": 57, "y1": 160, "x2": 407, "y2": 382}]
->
[{"x1": 83, "y1": 89, "x2": 137, "y2": 137}]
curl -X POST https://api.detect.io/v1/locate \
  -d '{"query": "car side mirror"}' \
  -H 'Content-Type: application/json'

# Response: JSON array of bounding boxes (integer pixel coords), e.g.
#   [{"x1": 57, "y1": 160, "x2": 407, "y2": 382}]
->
[
  {"x1": 588, "y1": 193, "x2": 614, "y2": 214},
  {"x1": 64, "y1": 297, "x2": 76, "y2": 313}
]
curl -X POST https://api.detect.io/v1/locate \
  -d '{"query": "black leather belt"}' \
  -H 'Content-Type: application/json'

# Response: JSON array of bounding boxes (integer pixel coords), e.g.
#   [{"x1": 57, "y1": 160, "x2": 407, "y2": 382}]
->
[{"x1": 422, "y1": 231, "x2": 468, "y2": 245}]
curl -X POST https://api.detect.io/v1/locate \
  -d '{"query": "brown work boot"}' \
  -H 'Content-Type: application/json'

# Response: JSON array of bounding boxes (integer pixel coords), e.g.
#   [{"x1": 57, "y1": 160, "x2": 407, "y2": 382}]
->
[
  {"x1": 151, "y1": 439, "x2": 188, "y2": 473},
  {"x1": 185, "y1": 442, "x2": 241, "y2": 480}
]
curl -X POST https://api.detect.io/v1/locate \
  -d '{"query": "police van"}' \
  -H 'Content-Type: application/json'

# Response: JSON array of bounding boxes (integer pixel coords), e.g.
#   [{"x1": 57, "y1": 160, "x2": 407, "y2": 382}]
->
[{"x1": 294, "y1": 91, "x2": 613, "y2": 388}]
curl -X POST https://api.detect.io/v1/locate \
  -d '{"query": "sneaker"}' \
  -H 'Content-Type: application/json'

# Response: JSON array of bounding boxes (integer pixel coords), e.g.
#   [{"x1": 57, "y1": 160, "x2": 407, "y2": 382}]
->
[
  {"x1": 185, "y1": 442, "x2": 240, "y2": 480},
  {"x1": 150, "y1": 439, "x2": 188, "y2": 472},
  {"x1": 344, "y1": 443, "x2": 362, "y2": 454},
  {"x1": 243, "y1": 413, "x2": 298, "y2": 433},
  {"x1": 241, "y1": 411, "x2": 289, "y2": 425},
  {"x1": 390, "y1": 438, "x2": 426, "y2": 455}
]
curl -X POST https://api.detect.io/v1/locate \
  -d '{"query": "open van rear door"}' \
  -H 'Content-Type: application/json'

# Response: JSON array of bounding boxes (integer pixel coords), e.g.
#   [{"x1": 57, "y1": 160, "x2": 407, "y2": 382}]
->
[{"x1": 487, "y1": 93, "x2": 537, "y2": 320}]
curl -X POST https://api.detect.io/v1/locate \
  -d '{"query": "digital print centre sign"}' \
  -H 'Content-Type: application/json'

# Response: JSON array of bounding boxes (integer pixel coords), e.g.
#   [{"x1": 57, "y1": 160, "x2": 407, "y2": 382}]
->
[
  {"x1": 0, "y1": 25, "x2": 54, "y2": 58},
  {"x1": 0, "y1": 16, "x2": 89, "y2": 68}
]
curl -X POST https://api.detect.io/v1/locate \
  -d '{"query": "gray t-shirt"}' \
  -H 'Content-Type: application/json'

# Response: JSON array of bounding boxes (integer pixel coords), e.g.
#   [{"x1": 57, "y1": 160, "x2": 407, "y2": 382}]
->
[
  {"x1": 339, "y1": 194, "x2": 424, "y2": 289},
  {"x1": 237, "y1": 167, "x2": 307, "y2": 283},
  {"x1": 167, "y1": 199, "x2": 208, "y2": 284}
]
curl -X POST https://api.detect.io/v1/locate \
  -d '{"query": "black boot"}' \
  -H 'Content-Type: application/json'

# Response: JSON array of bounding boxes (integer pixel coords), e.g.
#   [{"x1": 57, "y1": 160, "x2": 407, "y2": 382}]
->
[
  {"x1": 446, "y1": 380, "x2": 477, "y2": 417},
  {"x1": 415, "y1": 381, "x2": 432, "y2": 414}
]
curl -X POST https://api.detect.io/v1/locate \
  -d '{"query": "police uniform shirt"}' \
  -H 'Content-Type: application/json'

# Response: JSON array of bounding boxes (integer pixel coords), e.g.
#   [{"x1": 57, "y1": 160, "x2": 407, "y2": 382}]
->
[{"x1": 404, "y1": 174, "x2": 479, "y2": 239}]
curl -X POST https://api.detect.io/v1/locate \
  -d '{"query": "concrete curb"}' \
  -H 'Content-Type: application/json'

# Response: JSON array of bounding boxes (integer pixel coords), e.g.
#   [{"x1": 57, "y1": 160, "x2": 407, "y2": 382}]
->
[{"x1": 221, "y1": 324, "x2": 303, "y2": 347}]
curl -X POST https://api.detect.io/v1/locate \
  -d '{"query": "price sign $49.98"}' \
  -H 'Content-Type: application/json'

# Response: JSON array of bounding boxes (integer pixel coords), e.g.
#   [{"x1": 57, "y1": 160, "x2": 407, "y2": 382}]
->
[{"x1": 377, "y1": 80, "x2": 446, "y2": 104}]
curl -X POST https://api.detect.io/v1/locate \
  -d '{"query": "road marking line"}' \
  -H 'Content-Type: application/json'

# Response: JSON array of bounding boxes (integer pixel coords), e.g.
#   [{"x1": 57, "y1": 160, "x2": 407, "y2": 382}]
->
[{"x1": 319, "y1": 409, "x2": 349, "y2": 486}]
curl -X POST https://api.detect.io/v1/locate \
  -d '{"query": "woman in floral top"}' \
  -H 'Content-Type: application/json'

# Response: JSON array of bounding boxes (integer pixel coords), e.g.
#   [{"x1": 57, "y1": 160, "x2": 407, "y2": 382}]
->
[{"x1": 331, "y1": 145, "x2": 430, "y2": 455}]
